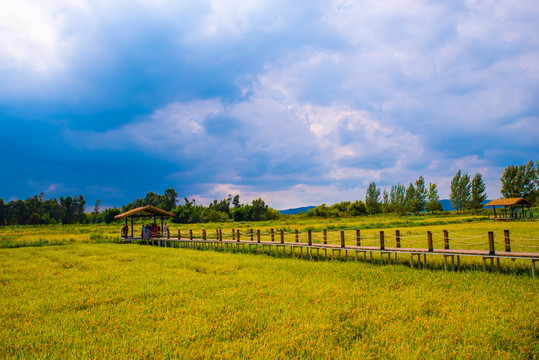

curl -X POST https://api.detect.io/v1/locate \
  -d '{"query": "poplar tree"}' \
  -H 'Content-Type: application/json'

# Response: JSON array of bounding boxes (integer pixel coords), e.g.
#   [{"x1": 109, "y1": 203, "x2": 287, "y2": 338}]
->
[
  {"x1": 470, "y1": 173, "x2": 487, "y2": 211},
  {"x1": 425, "y1": 183, "x2": 443, "y2": 212},
  {"x1": 365, "y1": 182, "x2": 381, "y2": 215},
  {"x1": 390, "y1": 184, "x2": 405, "y2": 215},
  {"x1": 450, "y1": 170, "x2": 471, "y2": 213},
  {"x1": 500, "y1": 161, "x2": 537, "y2": 201},
  {"x1": 414, "y1": 176, "x2": 427, "y2": 213}
]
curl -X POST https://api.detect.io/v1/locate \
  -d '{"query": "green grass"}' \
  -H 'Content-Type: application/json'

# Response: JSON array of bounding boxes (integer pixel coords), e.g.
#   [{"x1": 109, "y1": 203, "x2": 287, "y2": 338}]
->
[{"x1": 0, "y1": 243, "x2": 538, "y2": 359}]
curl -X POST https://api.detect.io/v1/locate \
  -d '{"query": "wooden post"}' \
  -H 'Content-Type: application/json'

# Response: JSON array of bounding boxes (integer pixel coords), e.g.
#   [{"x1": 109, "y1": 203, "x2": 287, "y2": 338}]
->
[
  {"x1": 356, "y1": 230, "x2": 361, "y2": 246},
  {"x1": 395, "y1": 230, "x2": 400, "y2": 248},
  {"x1": 295, "y1": 229, "x2": 299, "y2": 243},
  {"x1": 232, "y1": 228, "x2": 235, "y2": 240},
  {"x1": 444, "y1": 230, "x2": 449, "y2": 249},
  {"x1": 257, "y1": 230, "x2": 261, "y2": 243},
  {"x1": 280, "y1": 229, "x2": 284, "y2": 244},
  {"x1": 237, "y1": 230, "x2": 240, "y2": 242},
  {"x1": 131, "y1": 217, "x2": 134, "y2": 238},
  {"x1": 323, "y1": 230, "x2": 327, "y2": 245},
  {"x1": 178, "y1": 229, "x2": 181, "y2": 239},
  {"x1": 271, "y1": 229, "x2": 274, "y2": 242},
  {"x1": 379, "y1": 231, "x2": 385, "y2": 250},
  {"x1": 167, "y1": 227, "x2": 170, "y2": 239},
  {"x1": 250, "y1": 229, "x2": 254, "y2": 241},
  {"x1": 219, "y1": 229, "x2": 222, "y2": 241},
  {"x1": 203, "y1": 230, "x2": 206, "y2": 241},
  {"x1": 488, "y1": 231, "x2": 495, "y2": 255},
  {"x1": 427, "y1": 231, "x2": 433, "y2": 252},
  {"x1": 504, "y1": 230, "x2": 511, "y2": 252},
  {"x1": 189, "y1": 229, "x2": 193, "y2": 240},
  {"x1": 340, "y1": 231, "x2": 345, "y2": 248},
  {"x1": 308, "y1": 230, "x2": 312, "y2": 246}
]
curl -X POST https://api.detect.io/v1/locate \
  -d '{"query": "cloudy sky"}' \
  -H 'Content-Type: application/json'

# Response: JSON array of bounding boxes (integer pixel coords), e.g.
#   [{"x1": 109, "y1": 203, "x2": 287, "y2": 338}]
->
[{"x1": 1, "y1": 0, "x2": 538, "y2": 210}]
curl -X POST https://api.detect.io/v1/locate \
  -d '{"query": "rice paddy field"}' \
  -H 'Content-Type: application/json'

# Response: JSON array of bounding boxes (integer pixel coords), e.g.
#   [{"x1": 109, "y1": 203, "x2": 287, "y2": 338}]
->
[{"x1": 0, "y1": 215, "x2": 538, "y2": 359}]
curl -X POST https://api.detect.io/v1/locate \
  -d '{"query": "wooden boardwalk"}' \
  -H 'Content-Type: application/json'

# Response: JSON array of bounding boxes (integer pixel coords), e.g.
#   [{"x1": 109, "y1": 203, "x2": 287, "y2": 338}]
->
[{"x1": 124, "y1": 229, "x2": 539, "y2": 277}]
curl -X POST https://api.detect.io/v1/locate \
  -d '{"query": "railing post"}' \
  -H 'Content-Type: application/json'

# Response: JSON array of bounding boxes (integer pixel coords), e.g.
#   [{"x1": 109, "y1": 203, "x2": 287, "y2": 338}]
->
[
  {"x1": 189, "y1": 229, "x2": 193, "y2": 240},
  {"x1": 178, "y1": 230, "x2": 181, "y2": 239},
  {"x1": 427, "y1": 231, "x2": 433, "y2": 252},
  {"x1": 295, "y1": 229, "x2": 299, "y2": 243},
  {"x1": 167, "y1": 228, "x2": 170, "y2": 239},
  {"x1": 219, "y1": 229, "x2": 222, "y2": 241},
  {"x1": 444, "y1": 230, "x2": 449, "y2": 249},
  {"x1": 237, "y1": 230, "x2": 240, "y2": 242},
  {"x1": 308, "y1": 230, "x2": 312, "y2": 246},
  {"x1": 250, "y1": 229, "x2": 254, "y2": 241},
  {"x1": 395, "y1": 230, "x2": 400, "y2": 248},
  {"x1": 488, "y1": 231, "x2": 495, "y2": 255},
  {"x1": 203, "y1": 230, "x2": 206, "y2": 241},
  {"x1": 280, "y1": 229, "x2": 284, "y2": 244},
  {"x1": 380, "y1": 231, "x2": 385, "y2": 250},
  {"x1": 257, "y1": 230, "x2": 261, "y2": 243},
  {"x1": 340, "y1": 231, "x2": 345, "y2": 248},
  {"x1": 232, "y1": 228, "x2": 235, "y2": 240},
  {"x1": 271, "y1": 228, "x2": 274, "y2": 242},
  {"x1": 323, "y1": 230, "x2": 327, "y2": 245},
  {"x1": 504, "y1": 230, "x2": 511, "y2": 252},
  {"x1": 356, "y1": 230, "x2": 361, "y2": 246}
]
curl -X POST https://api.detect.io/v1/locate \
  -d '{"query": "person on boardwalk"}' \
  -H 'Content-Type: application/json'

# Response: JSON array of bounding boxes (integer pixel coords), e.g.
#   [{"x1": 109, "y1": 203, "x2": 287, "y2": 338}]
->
[{"x1": 141, "y1": 224, "x2": 146, "y2": 239}]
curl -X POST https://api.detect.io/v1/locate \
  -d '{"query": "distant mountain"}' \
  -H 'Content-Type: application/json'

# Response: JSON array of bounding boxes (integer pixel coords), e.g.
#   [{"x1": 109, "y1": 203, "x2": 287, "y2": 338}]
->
[{"x1": 279, "y1": 206, "x2": 316, "y2": 215}]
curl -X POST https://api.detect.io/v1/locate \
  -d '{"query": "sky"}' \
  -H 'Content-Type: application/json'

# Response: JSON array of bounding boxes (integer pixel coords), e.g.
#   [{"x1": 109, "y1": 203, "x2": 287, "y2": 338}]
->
[{"x1": 1, "y1": 0, "x2": 538, "y2": 210}]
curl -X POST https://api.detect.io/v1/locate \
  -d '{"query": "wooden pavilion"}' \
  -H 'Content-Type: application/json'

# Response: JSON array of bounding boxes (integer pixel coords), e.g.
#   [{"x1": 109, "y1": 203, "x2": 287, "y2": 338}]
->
[
  {"x1": 484, "y1": 198, "x2": 533, "y2": 220},
  {"x1": 114, "y1": 205, "x2": 175, "y2": 238}
]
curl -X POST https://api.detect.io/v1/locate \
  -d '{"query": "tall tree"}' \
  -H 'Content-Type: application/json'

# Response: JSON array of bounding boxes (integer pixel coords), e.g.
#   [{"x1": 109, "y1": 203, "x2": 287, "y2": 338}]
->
[
  {"x1": 425, "y1": 183, "x2": 443, "y2": 212},
  {"x1": 93, "y1": 199, "x2": 102, "y2": 223},
  {"x1": 365, "y1": 182, "x2": 381, "y2": 215},
  {"x1": 404, "y1": 183, "x2": 416, "y2": 214},
  {"x1": 450, "y1": 170, "x2": 471, "y2": 213},
  {"x1": 500, "y1": 161, "x2": 537, "y2": 201},
  {"x1": 381, "y1": 189, "x2": 390, "y2": 214},
  {"x1": 390, "y1": 184, "x2": 406, "y2": 215},
  {"x1": 470, "y1": 173, "x2": 487, "y2": 211},
  {"x1": 163, "y1": 188, "x2": 178, "y2": 211},
  {"x1": 414, "y1": 176, "x2": 427, "y2": 213}
]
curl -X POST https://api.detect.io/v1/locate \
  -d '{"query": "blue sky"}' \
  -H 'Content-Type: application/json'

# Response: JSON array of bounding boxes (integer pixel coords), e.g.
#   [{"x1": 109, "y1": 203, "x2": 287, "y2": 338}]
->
[{"x1": 1, "y1": 0, "x2": 538, "y2": 210}]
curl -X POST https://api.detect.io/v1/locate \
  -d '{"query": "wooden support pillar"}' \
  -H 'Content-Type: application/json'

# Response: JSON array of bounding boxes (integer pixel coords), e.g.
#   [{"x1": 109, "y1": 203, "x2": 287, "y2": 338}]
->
[
  {"x1": 308, "y1": 230, "x2": 312, "y2": 246},
  {"x1": 219, "y1": 229, "x2": 222, "y2": 241},
  {"x1": 203, "y1": 230, "x2": 206, "y2": 241},
  {"x1": 130, "y1": 217, "x2": 134, "y2": 238},
  {"x1": 237, "y1": 230, "x2": 240, "y2": 242},
  {"x1": 178, "y1": 230, "x2": 181, "y2": 239},
  {"x1": 356, "y1": 230, "x2": 361, "y2": 246},
  {"x1": 232, "y1": 229, "x2": 235, "y2": 240},
  {"x1": 444, "y1": 230, "x2": 449, "y2": 249},
  {"x1": 271, "y1": 229, "x2": 274, "y2": 242},
  {"x1": 189, "y1": 229, "x2": 193, "y2": 241},
  {"x1": 488, "y1": 231, "x2": 495, "y2": 255},
  {"x1": 504, "y1": 230, "x2": 511, "y2": 252},
  {"x1": 280, "y1": 229, "x2": 284, "y2": 244},
  {"x1": 257, "y1": 230, "x2": 261, "y2": 243},
  {"x1": 379, "y1": 231, "x2": 385, "y2": 250},
  {"x1": 295, "y1": 229, "x2": 299, "y2": 243},
  {"x1": 323, "y1": 230, "x2": 327, "y2": 245},
  {"x1": 340, "y1": 231, "x2": 345, "y2": 248},
  {"x1": 395, "y1": 230, "x2": 400, "y2": 248},
  {"x1": 427, "y1": 231, "x2": 433, "y2": 252},
  {"x1": 250, "y1": 229, "x2": 254, "y2": 241}
]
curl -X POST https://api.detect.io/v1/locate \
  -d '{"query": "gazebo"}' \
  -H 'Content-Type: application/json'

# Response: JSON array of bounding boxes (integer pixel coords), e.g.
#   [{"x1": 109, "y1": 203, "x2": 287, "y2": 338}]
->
[
  {"x1": 114, "y1": 205, "x2": 175, "y2": 238},
  {"x1": 484, "y1": 198, "x2": 533, "y2": 220}
]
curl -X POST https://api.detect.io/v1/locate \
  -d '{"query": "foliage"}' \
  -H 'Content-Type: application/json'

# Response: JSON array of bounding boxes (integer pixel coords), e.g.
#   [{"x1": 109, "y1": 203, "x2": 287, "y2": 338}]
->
[
  {"x1": 425, "y1": 183, "x2": 443, "y2": 213},
  {"x1": 390, "y1": 184, "x2": 406, "y2": 215},
  {"x1": 470, "y1": 173, "x2": 487, "y2": 211},
  {"x1": 450, "y1": 170, "x2": 471, "y2": 213},
  {"x1": 365, "y1": 182, "x2": 381, "y2": 215},
  {"x1": 501, "y1": 160, "x2": 537, "y2": 203}
]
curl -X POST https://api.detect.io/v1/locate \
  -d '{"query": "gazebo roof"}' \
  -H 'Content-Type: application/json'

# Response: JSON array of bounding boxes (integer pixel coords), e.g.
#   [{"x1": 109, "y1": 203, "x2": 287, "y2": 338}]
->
[
  {"x1": 114, "y1": 205, "x2": 175, "y2": 219},
  {"x1": 484, "y1": 198, "x2": 532, "y2": 207}
]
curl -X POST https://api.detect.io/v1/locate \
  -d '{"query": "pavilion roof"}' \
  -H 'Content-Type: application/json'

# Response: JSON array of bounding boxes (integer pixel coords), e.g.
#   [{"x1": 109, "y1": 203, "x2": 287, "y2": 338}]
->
[
  {"x1": 484, "y1": 198, "x2": 532, "y2": 207},
  {"x1": 114, "y1": 205, "x2": 175, "y2": 219}
]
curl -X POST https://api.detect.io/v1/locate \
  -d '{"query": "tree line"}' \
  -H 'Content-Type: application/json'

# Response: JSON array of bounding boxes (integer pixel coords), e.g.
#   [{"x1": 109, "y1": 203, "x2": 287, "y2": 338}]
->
[{"x1": 0, "y1": 161, "x2": 536, "y2": 225}]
